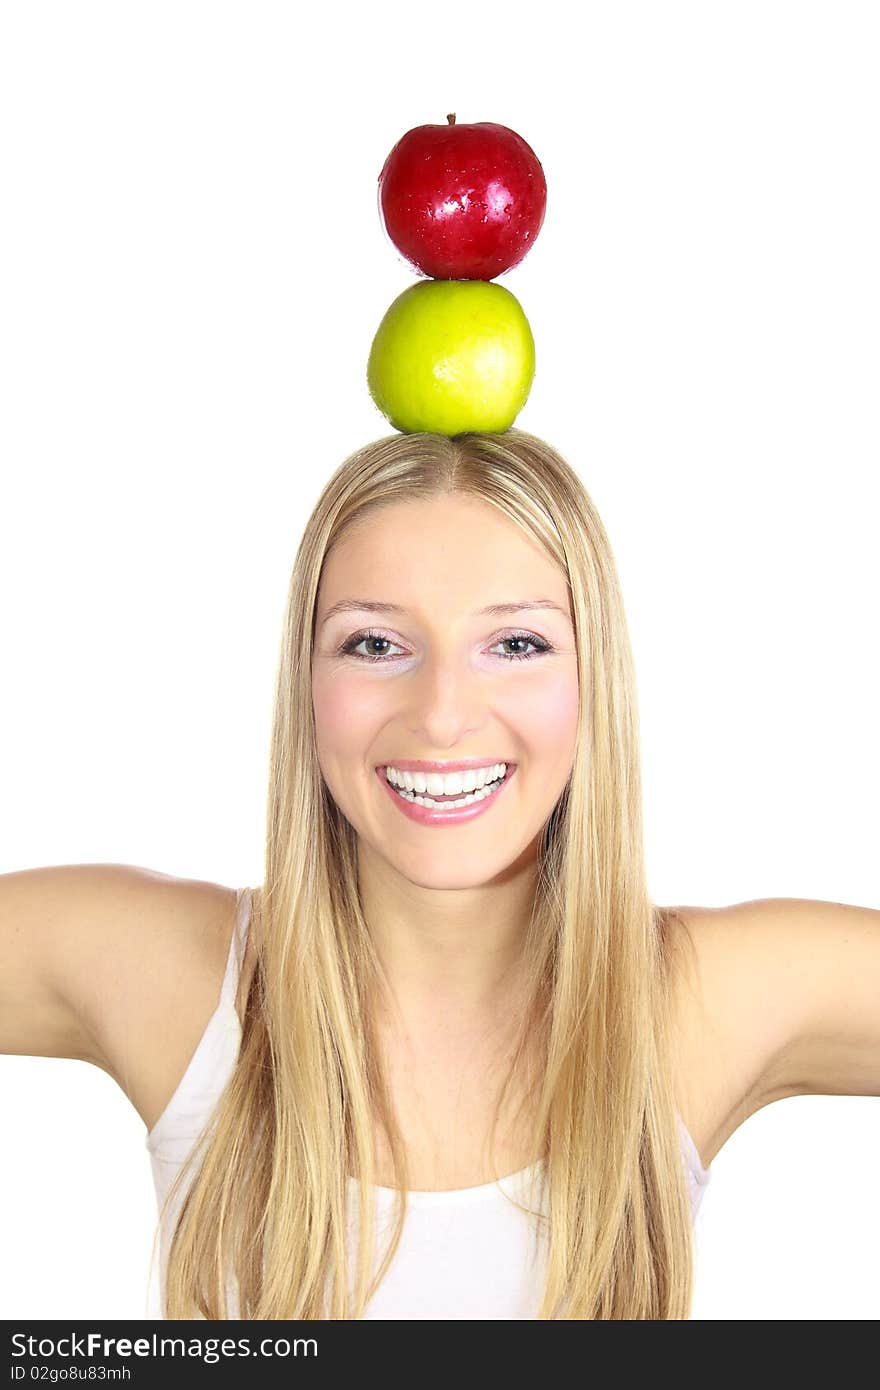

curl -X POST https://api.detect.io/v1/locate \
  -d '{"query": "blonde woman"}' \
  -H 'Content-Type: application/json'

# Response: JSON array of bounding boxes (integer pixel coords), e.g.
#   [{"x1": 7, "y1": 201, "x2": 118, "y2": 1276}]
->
[{"x1": 2, "y1": 429, "x2": 877, "y2": 1319}]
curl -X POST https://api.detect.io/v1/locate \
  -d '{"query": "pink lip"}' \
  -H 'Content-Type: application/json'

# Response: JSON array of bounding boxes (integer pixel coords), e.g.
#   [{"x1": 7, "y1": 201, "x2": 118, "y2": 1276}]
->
[{"x1": 375, "y1": 763, "x2": 516, "y2": 826}]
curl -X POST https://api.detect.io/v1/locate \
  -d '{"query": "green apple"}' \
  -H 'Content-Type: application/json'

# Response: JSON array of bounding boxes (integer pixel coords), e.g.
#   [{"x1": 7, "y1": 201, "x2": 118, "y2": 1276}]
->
[{"x1": 367, "y1": 279, "x2": 535, "y2": 435}]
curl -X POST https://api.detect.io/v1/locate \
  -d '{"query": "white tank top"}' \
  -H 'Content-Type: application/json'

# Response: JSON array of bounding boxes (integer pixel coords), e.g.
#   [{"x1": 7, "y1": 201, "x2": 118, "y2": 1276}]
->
[{"x1": 144, "y1": 887, "x2": 711, "y2": 1318}]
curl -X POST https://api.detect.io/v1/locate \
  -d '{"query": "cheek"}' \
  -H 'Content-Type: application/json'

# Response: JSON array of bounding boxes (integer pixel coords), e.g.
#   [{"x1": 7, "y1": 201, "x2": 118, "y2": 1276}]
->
[
  {"x1": 546, "y1": 679, "x2": 580, "y2": 739},
  {"x1": 313, "y1": 675, "x2": 351, "y2": 752},
  {"x1": 312, "y1": 670, "x2": 386, "y2": 757},
  {"x1": 498, "y1": 670, "x2": 579, "y2": 748}
]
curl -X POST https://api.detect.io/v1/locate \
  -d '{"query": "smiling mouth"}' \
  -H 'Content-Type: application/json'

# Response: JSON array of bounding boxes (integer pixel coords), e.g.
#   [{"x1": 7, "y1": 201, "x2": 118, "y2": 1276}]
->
[{"x1": 382, "y1": 764, "x2": 514, "y2": 806}]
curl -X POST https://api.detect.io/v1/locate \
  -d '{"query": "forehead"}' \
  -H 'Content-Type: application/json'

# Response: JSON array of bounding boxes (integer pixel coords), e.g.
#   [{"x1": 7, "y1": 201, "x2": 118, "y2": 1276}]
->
[{"x1": 319, "y1": 495, "x2": 567, "y2": 610}]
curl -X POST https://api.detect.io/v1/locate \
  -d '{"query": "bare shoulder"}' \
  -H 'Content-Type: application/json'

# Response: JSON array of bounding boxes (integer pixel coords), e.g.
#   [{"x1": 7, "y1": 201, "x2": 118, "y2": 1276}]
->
[
  {"x1": 75, "y1": 867, "x2": 242, "y2": 1134},
  {"x1": 0, "y1": 863, "x2": 244, "y2": 1132},
  {"x1": 664, "y1": 899, "x2": 810, "y2": 1169}
]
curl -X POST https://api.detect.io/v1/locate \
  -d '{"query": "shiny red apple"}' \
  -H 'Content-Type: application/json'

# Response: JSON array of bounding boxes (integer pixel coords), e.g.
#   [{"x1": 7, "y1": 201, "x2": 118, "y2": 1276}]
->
[{"x1": 377, "y1": 113, "x2": 547, "y2": 281}]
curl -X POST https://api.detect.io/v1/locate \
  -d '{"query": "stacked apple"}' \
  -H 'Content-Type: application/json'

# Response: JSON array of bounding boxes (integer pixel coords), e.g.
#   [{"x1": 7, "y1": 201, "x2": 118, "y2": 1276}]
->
[{"x1": 367, "y1": 114, "x2": 547, "y2": 435}]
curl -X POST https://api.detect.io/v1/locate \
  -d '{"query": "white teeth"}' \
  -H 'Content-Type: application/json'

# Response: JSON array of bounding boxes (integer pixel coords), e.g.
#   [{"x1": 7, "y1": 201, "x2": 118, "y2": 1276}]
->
[
  {"x1": 387, "y1": 774, "x2": 506, "y2": 810},
  {"x1": 384, "y1": 762, "x2": 507, "y2": 796}
]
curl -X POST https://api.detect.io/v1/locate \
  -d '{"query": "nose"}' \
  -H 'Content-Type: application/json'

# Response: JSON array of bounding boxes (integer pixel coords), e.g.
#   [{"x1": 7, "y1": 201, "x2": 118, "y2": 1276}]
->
[{"x1": 402, "y1": 654, "x2": 489, "y2": 749}]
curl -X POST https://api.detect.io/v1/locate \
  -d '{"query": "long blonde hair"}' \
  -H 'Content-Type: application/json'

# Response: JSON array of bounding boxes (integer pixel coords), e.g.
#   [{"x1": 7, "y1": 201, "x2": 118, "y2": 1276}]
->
[{"x1": 157, "y1": 427, "x2": 698, "y2": 1319}]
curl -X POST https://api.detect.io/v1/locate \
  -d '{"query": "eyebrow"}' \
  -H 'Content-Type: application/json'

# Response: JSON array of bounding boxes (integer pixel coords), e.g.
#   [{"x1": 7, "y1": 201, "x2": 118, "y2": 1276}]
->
[{"x1": 319, "y1": 598, "x2": 572, "y2": 627}]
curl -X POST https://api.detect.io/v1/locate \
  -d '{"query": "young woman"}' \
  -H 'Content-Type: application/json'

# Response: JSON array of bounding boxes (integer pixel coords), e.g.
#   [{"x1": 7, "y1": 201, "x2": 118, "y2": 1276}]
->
[{"x1": 1, "y1": 429, "x2": 877, "y2": 1319}]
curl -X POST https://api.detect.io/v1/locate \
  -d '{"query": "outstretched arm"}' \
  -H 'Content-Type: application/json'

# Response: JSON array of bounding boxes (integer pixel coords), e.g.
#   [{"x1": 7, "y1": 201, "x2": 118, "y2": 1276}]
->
[{"x1": 737, "y1": 896, "x2": 880, "y2": 1102}]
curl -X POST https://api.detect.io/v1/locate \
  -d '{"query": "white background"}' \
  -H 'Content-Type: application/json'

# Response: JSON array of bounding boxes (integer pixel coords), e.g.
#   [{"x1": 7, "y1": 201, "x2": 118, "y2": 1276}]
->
[{"x1": 1, "y1": 0, "x2": 877, "y2": 1320}]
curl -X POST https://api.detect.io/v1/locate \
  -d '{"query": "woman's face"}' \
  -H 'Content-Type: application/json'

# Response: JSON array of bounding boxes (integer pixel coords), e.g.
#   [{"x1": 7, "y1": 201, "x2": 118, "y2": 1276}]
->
[{"x1": 311, "y1": 493, "x2": 580, "y2": 888}]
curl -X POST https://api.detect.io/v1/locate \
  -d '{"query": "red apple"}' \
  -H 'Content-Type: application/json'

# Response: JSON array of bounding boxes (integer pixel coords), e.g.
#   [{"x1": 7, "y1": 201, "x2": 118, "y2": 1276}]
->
[{"x1": 377, "y1": 113, "x2": 547, "y2": 281}]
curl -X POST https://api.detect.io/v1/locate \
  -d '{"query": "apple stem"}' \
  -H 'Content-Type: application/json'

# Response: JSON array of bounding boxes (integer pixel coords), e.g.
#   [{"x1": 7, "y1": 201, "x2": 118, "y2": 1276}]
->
[{"x1": 447, "y1": 113, "x2": 456, "y2": 125}]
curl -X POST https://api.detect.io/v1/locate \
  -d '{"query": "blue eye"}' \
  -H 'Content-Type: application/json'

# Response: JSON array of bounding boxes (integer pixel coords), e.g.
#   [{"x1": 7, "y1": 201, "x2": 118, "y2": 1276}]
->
[
  {"x1": 338, "y1": 629, "x2": 552, "y2": 664},
  {"x1": 492, "y1": 633, "x2": 551, "y2": 662}
]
